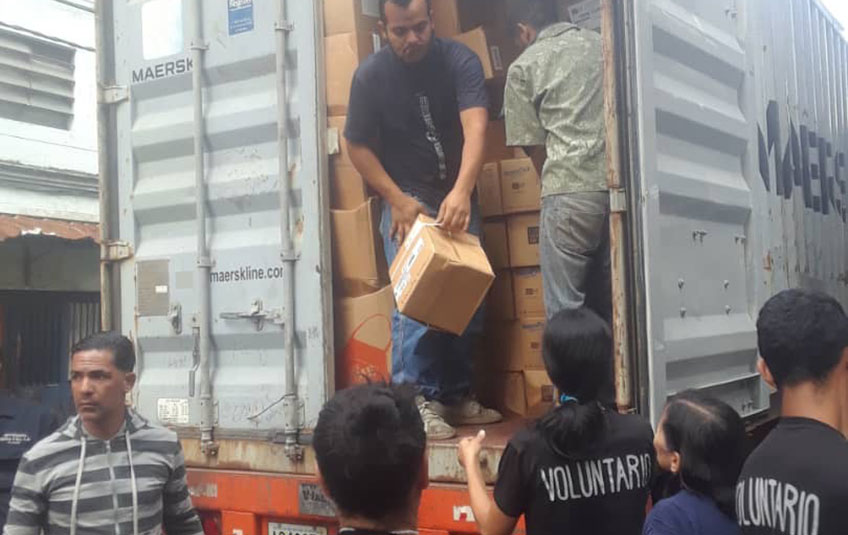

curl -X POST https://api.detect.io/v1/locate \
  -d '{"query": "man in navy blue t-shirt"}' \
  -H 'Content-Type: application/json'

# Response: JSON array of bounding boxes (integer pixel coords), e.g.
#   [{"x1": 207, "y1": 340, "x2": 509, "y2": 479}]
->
[
  {"x1": 345, "y1": 0, "x2": 501, "y2": 439},
  {"x1": 0, "y1": 383, "x2": 59, "y2": 531}
]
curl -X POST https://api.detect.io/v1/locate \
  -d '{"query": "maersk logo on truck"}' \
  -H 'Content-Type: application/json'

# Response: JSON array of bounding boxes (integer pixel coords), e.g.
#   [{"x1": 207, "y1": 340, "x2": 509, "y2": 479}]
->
[{"x1": 132, "y1": 58, "x2": 193, "y2": 84}]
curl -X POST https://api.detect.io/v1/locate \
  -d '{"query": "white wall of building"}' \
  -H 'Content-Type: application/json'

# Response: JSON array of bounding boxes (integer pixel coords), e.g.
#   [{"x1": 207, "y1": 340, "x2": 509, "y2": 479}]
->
[{"x1": 0, "y1": 0, "x2": 98, "y2": 222}]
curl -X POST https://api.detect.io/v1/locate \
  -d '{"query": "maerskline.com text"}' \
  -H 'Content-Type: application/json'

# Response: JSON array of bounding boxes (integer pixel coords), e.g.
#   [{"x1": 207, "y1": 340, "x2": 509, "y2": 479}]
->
[{"x1": 210, "y1": 265, "x2": 285, "y2": 284}]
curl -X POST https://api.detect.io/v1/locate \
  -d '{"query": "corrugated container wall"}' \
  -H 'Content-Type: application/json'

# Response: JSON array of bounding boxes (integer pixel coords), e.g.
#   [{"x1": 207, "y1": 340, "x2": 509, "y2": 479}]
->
[
  {"x1": 100, "y1": 0, "x2": 333, "y2": 444},
  {"x1": 627, "y1": 0, "x2": 848, "y2": 423}
]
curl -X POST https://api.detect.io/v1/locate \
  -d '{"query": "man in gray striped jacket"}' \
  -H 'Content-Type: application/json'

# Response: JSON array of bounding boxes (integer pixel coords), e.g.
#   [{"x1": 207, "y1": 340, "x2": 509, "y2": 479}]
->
[{"x1": 3, "y1": 332, "x2": 203, "y2": 535}]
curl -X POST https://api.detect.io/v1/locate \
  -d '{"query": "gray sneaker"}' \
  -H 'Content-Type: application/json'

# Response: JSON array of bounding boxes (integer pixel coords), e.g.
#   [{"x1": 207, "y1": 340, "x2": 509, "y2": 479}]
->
[
  {"x1": 442, "y1": 398, "x2": 503, "y2": 426},
  {"x1": 416, "y1": 396, "x2": 456, "y2": 440}
]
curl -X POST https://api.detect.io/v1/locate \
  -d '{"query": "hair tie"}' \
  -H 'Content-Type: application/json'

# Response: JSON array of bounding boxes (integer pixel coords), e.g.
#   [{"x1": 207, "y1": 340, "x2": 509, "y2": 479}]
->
[{"x1": 560, "y1": 394, "x2": 579, "y2": 404}]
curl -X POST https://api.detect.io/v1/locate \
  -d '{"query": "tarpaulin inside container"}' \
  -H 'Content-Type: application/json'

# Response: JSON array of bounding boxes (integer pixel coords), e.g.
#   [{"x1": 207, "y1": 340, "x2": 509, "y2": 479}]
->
[{"x1": 0, "y1": 214, "x2": 99, "y2": 243}]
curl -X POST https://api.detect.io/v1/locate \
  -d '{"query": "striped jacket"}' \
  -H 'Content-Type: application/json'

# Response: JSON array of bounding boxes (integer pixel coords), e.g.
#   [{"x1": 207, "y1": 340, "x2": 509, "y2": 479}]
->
[{"x1": 2, "y1": 410, "x2": 203, "y2": 535}]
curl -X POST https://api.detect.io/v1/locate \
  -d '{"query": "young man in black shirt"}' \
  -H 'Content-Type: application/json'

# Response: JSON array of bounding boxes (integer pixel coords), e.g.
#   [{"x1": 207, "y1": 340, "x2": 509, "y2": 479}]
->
[
  {"x1": 313, "y1": 384, "x2": 427, "y2": 535},
  {"x1": 737, "y1": 289, "x2": 848, "y2": 534},
  {"x1": 345, "y1": 0, "x2": 501, "y2": 439}
]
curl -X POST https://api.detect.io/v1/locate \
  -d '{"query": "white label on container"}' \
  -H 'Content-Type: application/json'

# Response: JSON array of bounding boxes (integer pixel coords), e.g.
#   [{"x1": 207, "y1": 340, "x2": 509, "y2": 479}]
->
[
  {"x1": 154, "y1": 285, "x2": 169, "y2": 294},
  {"x1": 269, "y1": 523, "x2": 327, "y2": 535},
  {"x1": 490, "y1": 46, "x2": 503, "y2": 72},
  {"x1": 157, "y1": 398, "x2": 190, "y2": 424},
  {"x1": 142, "y1": 0, "x2": 184, "y2": 60},
  {"x1": 453, "y1": 505, "x2": 476, "y2": 522},
  {"x1": 361, "y1": 0, "x2": 380, "y2": 18}
]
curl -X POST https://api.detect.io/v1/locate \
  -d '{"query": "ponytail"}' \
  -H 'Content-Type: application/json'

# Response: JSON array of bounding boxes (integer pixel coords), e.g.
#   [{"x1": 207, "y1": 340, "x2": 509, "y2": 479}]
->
[
  {"x1": 538, "y1": 308, "x2": 612, "y2": 457},
  {"x1": 536, "y1": 400, "x2": 606, "y2": 457}
]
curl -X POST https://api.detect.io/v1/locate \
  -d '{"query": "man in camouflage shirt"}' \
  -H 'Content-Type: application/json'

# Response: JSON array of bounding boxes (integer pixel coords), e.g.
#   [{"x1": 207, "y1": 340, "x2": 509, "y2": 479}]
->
[{"x1": 503, "y1": 0, "x2": 610, "y2": 320}]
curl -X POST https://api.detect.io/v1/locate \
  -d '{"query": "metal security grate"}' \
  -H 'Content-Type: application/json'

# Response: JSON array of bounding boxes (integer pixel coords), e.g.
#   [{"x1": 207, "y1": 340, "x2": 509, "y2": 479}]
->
[{"x1": 0, "y1": 27, "x2": 76, "y2": 130}]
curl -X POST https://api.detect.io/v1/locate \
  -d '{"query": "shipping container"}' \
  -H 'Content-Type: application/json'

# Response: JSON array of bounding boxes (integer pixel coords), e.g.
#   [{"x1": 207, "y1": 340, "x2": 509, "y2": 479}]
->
[{"x1": 95, "y1": 0, "x2": 848, "y2": 533}]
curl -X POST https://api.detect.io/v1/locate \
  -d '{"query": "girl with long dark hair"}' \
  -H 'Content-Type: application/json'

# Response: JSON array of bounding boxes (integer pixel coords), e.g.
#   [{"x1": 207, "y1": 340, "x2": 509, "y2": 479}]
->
[
  {"x1": 459, "y1": 308, "x2": 655, "y2": 535},
  {"x1": 644, "y1": 391, "x2": 747, "y2": 535}
]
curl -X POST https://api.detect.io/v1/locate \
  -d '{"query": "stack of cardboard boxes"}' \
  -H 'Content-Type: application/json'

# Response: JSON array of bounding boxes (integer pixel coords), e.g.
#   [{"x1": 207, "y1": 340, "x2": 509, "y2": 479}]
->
[
  {"x1": 477, "y1": 156, "x2": 553, "y2": 418},
  {"x1": 325, "y1": 0, "x2": 394, "y2": 389}
]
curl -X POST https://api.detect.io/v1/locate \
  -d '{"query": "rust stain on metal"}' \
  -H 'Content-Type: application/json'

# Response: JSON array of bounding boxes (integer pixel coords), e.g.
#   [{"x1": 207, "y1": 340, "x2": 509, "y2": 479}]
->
[
  {"x1": 0, "y1": 214, "x2": 100, "y2": 243},
  {"x1": 763, "y1": 252, "x2": 773, "y2": 272},
  {"x1": 601, "y1": 0, "x2": 633, "y2": 412},
  {"x1": 181, "y1": 438, "x2": 318, "y2": 475}
]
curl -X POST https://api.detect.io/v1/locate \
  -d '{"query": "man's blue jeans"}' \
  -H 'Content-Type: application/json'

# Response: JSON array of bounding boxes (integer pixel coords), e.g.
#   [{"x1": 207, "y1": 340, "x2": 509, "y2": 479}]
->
[
  {"x1": 540, "y1": 192, "x2": 611, "y2": 321},
  {"x1": 380, "y1": 198, "x2": 484, "y2": 402}
]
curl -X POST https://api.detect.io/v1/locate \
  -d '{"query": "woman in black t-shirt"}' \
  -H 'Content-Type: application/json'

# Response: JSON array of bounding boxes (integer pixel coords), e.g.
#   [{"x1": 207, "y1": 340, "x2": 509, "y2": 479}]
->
[{"x1": 459, "y1": 308, "x2": 655, "y2": 535}]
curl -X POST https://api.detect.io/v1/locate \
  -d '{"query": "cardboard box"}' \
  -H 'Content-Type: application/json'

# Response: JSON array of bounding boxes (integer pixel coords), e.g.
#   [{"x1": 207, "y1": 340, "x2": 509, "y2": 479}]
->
[
  {"x1": 335, "y1": 280, "x2": 394, "y2": 389},
  {"x1": 432, "y1": 0, "x2": 508, "y2": 38},
  {"x1": 500, "y1": 372, "x2": 528, "y2": 416},
  {"x1": 331, "y1": 198, "x2": 388, "y2": 287},
  {"x1": 524, "y1": 370, "x2": 556, "y2": 418},
  {"x1": 500, "y1": 158, "x2": 541, "y2": 214},
  {"x1": 328, "y1": 115, "x2": 370, "y2": 209},
  {"x1": 562, "y1": 0, "x2": 602, "y2": 31},
  {"x1": 512, "y1": 267, "x2": 545, "y2": 318},
  {"x1": 489, "y1": 319, "x2": 545, "y2": 371},
  {"x1": 478, "y1": 162, "x2": 502, "y2": 217},
  {"x1": 488, "y1": 270, "x2": 515, "y2": 320},
  {"x1": 325, "y1": 32, "x2": 381, "y2": 115},
  {"x1": 485, "y1": 120, "x2": 519, "y2": 163},
  {"x1": 453, "y1": 26, "x2": 517, "y2": 80},
  {"x1": 390, "y1": 215, "x2": 495, "y2": 335},
  {"x1": 328, "y1": 115, "x2": 354, "y2": 170},
  {"x1": 482, "y1": 221, "x2": 509, "y2": 269},
  {"x1": 331, "y1": 167, "x2": 369, "y2": 210},
  {"x1": 507, "y1": 213, "x2": 541, "y2": 267},
  {"x1": 324, "y1": 0, "x2": 381, "y2": 36},
  {"x1": 482, "y1": 370, "x2": 554, "y2": 417}
]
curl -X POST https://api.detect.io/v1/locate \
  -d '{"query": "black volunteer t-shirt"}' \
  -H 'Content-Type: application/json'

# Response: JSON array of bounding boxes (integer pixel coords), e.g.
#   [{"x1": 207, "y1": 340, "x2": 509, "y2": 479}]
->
[
  {"x1": 344, "y1": 38, "x2": 488, "y2": 209},
  {"x1": 495, "y1": 410, "x2": 655, "y2": 535},
  {"x1": 737, "y1": 417, "x2": 848, "y2": 535}
]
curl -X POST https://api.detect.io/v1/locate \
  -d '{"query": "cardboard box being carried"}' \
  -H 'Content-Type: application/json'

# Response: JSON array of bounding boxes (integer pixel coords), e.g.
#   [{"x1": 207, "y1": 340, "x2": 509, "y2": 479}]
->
[
  {"x1": 478, "y1": 162, "x2": 503, "y2": 217},
  {"x1": 335, "y1": 280, "x2": 394, "y2": 388},
  {"x1": 507, "y1": 213, "x2": 541, "y2": 267},
  {"x1": 453, "y1": 26, "x2": 517, "y2": 80},
  {"x1": 390, "y1": 216, "x2": 494, "y2": 335},
  {"x1": 324, "y1": 0, "x2": 381, "y2": 36},
  {"x1": 482, "y1": 220, "x2": 509, "y2": 269},
  {"x1": 325, "y1": 31, "x2": 381, "y2": 115},
  {"x1": 331, "y1": 198, "x2": 388, "y2": 287},
  {"x1": 489, "y1": 319, "x2": 545, "y2": 371},
  {"x1": 500, "y1": 158, "x2": 541, "y2": 214},
  {"x1": 512, "y1": 267, "x2": 545, "y2": 318},
  {"x1": 488, "y1": 270, "x2": 516, "y2": 320}
]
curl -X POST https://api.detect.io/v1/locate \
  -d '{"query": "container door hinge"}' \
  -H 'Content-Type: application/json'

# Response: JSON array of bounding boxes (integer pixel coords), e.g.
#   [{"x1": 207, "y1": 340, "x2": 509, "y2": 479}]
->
[
  {"x1": 102, "y1": 241, "x2": 134, "y2": 262},
  {"x1": 101, "y1": 85, "x2": 129, "y2": 105},
  {"x1": 610, "y1": 188, "x2": 627, "y2": 213}
]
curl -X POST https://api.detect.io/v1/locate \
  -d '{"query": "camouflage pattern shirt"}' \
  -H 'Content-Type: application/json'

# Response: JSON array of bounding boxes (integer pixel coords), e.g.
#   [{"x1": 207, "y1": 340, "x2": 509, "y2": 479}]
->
[{"x1": 504, "y1": 22, "x2": 607, "y2": 197}]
